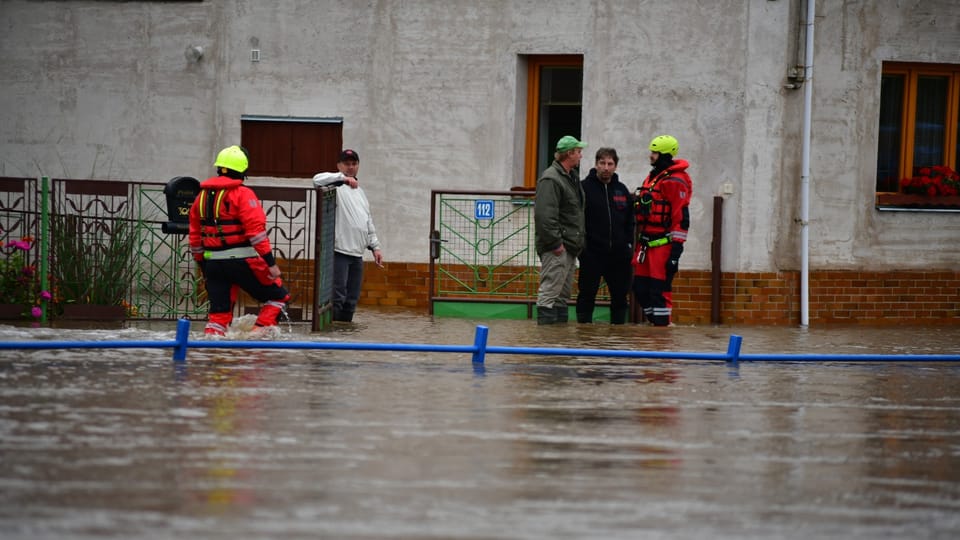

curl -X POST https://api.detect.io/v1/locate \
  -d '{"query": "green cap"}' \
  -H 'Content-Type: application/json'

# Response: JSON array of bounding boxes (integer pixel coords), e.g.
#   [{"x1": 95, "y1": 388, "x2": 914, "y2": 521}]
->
[{"x1": 555, "y1": 135, "x2": 587, "y2": 152}]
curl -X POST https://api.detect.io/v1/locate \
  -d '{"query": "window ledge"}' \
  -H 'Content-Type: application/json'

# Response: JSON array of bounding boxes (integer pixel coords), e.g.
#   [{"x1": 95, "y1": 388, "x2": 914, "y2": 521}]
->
[{"x1": 876, "y1": 193, "x2": 960, "y2": 212}]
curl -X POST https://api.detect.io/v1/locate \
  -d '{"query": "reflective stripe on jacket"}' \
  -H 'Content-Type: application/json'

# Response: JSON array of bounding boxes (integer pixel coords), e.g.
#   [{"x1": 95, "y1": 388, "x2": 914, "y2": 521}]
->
[{"x1": 188, "y1": 175, "x2": 274, "y2": 260}]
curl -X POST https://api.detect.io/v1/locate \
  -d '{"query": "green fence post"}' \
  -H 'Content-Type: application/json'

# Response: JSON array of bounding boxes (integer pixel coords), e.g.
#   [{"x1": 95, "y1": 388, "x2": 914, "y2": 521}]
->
[{"x1": 40, "y1": 176, "x2": 49, "y2": 323}]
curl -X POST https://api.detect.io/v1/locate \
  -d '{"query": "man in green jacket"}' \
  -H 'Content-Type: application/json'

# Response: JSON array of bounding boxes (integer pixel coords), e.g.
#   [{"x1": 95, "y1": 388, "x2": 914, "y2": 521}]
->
[{"x1": 534, "y1": 135, "x2": 587, "y2": 325}]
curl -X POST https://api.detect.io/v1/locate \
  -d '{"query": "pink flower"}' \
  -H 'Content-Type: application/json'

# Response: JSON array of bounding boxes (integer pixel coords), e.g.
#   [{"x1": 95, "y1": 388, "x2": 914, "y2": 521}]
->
[
  {"x1": 30, "y1": 306, "x2": 42, "y2": 319},
  {"x1": 40, "y1": 290, "x2": 51, "y2": 301}
]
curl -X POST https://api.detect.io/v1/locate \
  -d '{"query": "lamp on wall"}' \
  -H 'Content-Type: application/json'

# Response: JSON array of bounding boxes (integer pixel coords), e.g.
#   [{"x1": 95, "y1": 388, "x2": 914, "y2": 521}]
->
[{"x1": 184, "y1": 45, "x2": 204, "y2": 63}]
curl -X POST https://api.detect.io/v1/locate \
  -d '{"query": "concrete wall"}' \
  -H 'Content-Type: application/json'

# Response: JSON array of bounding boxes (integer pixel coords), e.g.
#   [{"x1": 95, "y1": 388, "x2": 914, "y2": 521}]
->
[{"x1": 1, "y1": 0, "x2": 958, "y2": 272}]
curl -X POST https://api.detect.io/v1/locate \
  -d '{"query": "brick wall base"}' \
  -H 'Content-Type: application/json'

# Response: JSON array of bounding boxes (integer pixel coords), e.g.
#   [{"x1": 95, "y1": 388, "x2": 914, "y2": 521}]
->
[
  {"x1": 688, "y1": 269, "x2": 960, "y2": 326},
  {"x1": 293, "y1": 261, "x2": 960, "y2": 326}
]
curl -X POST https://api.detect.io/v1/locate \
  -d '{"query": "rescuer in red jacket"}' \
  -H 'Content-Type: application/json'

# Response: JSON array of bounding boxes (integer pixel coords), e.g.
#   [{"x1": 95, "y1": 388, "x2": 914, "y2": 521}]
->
[
  {"x1": 188, "y1": 145, "x2": 290, "y2": 336},
  {"x1": 632, "y1": 135, "x2": 692, "y2": 326}
]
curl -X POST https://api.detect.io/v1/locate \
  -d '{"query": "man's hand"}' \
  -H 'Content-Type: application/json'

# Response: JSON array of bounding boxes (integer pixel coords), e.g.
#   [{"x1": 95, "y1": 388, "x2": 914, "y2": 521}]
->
[
  {"x1": 345, "y1": 176, "x2": 359, "y2": 189},
  {"x1": 268, "y1": 264, "x2": 282, "y2": 279},
  {"x1": 551, "y1": 244, "x2": 566, "y2": 256},
  {"x1": 372, "y1": 249, "x2": 384, "y2": 268}
]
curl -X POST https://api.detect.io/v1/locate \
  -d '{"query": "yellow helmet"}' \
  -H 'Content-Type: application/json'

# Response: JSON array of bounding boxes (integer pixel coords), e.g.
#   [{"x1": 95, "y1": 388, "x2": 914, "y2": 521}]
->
[
  {"x1": 649, "y1": 135, "x2": 679, "y2": 157},
  {"x1": 214, "y1": 145, "x2": 249, "y2": 173}
]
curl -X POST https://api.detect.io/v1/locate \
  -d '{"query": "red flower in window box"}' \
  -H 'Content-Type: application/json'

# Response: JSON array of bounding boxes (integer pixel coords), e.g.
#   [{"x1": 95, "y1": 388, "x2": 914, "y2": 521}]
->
[{"x1": 900, "y1": 165, "x2": 960, "y2": 197}]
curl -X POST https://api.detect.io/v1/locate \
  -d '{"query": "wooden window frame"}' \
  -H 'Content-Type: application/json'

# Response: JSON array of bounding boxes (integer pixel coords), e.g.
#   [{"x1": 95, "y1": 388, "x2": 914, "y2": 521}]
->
[
  {"x1": 523, "y1": 55, "x2": 584, "y2": 188},
  {"x1": 878, "y1": 62, "x2": 960, "y2": 192}
]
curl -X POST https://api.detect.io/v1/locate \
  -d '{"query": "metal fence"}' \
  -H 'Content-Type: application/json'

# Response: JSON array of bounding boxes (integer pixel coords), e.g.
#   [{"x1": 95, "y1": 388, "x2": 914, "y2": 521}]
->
[
  {"x1": 428, "y1": 189, "x2": 608, "y2": 319},
  {"x1": 5, "y1": 320, "x2": 960, "y2": 365},
  {"x1": 0, "y1": 176, "x2": 334, "y2": 326},
  {"x1": 0, "y1": 177, "x2": 41, "y2": 271}
]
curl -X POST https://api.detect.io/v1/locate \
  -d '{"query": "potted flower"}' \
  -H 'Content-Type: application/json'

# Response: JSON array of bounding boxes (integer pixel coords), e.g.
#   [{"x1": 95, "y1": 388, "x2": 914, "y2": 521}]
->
[
  {"x1": 900, "y1": 165, "x2": 960, "y2": 197},
  {"x1": 877, "y1": 165, "x2": 960, "y2": 209},
  {"x1": 0, "y1": 234, "x2": 51, "y2": 321},
  {"x1": 50, "y1": 213, "x2": 136, "y2": 320}
]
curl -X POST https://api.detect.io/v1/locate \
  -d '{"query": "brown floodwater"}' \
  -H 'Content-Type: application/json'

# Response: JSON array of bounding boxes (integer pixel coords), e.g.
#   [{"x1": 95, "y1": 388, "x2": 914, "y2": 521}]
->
[{"x1": 1, "y1": 308, "x2": 958, "y2": 539}]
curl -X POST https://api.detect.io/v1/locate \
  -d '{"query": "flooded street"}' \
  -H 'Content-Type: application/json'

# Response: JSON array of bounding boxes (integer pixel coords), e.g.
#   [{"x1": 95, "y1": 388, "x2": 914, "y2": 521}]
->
[{"x1": 1, "y1": 309, "x2": 959, "y2": 539}]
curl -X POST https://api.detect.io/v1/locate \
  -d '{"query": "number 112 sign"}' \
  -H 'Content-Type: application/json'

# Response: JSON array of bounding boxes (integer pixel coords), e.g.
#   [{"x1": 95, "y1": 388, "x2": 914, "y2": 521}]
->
[{"x1": 475, "y1": 200, "x2": 495, "y2": 220}]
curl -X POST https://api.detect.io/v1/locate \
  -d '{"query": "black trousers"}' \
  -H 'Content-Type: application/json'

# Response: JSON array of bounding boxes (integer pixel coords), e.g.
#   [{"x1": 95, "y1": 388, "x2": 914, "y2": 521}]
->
[
  {"x1": 576, "y1": 250, "x2": 632, "y2": 322},
  {"x1": 204, "y1": 258, "x2": 289, "y2": 314}
]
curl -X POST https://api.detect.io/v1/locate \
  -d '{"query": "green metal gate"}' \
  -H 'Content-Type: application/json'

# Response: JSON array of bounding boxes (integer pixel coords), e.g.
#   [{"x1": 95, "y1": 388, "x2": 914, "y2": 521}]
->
[
  {"x1": 429, "y1": 189, "x2": 540, "y2": 319},
  {"x1": 429, "y1": 188, "x2": 611, "y2": 320}
]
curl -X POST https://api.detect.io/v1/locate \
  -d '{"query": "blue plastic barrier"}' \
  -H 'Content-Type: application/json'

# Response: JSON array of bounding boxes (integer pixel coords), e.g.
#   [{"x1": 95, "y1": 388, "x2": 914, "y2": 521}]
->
[{"x1": 0, "y1": 318, "x2": 958, "y2": 364}]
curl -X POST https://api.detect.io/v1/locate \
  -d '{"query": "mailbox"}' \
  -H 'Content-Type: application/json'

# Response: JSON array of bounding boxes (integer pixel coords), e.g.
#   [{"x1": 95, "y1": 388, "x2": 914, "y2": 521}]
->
[{"x1": 161, "y1": 176, "x2": 200, "y2": 234}]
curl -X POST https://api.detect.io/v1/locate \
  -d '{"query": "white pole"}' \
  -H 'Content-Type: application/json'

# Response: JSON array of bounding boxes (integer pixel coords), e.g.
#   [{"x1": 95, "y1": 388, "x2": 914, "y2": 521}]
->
[{"x1": 799, "y1": 0, "x2": 815, "y2": 327}]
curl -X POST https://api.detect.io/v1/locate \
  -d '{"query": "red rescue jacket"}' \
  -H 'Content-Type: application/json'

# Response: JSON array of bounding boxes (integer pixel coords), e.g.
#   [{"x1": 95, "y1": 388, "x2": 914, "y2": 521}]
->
[
  {"x1": 635, "y1": 159, "x2": 692, "y2": 243},
  {"x1": 188, "y1": 176, "x2": 273, "y2": 261}
]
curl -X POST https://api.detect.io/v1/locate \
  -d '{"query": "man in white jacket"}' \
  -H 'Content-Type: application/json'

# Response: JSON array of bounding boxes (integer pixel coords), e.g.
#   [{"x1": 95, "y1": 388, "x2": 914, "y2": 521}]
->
[{"x1": 312, "y1": 149, "x2": 384, "y2": 322}]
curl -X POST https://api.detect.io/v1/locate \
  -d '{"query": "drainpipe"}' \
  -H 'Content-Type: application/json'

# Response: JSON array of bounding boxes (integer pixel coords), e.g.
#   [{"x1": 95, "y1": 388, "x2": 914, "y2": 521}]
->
[{"x1": 799, "y1": 0, "x2": 815, "y2": 327}]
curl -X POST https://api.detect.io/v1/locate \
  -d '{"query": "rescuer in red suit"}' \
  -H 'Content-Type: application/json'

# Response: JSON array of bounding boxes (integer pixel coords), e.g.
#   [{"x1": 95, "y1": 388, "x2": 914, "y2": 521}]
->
[
  {"x1": 632, "y1": 135, "x2": 692, "y2": 326},
  {"x1": 188, "y1": 145, "x2": 290, "y2": 336}
]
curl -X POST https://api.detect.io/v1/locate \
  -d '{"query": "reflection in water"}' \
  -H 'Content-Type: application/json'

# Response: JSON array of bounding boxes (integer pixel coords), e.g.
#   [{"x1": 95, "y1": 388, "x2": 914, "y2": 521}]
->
[
  {"x1": 508, "y1": 363, "x2": 683, "y2": 462},
  {"x1": 0, "y1": 310, "x2": 959, "y2": 539},
  {"x1": 177, "y1": 354, "x2": 270, "y2": 514}
]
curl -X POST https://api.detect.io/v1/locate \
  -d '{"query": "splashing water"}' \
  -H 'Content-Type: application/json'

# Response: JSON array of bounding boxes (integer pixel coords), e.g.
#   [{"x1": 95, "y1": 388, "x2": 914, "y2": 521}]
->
[{"x1": 201, "y1": 314, "x2": 284, "y2": 340}]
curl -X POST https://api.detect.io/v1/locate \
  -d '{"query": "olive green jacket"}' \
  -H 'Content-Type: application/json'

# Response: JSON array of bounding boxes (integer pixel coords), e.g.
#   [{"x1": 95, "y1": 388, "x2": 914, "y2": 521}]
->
[{"x1": 534, "y1": 160, "x2": 585, "y2": 256}]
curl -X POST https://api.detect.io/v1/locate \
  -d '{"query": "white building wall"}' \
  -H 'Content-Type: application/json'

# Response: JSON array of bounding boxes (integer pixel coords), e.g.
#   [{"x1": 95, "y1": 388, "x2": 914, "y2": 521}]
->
[{"x1": 1, "y1": 0, "x2": 958, "y2": 272}]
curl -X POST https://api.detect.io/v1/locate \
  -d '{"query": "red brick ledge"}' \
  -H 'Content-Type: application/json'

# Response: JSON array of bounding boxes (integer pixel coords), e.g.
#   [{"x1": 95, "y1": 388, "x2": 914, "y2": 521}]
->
[{"x1": 351, "y1": 263, "x2": 960, "y2": 326}]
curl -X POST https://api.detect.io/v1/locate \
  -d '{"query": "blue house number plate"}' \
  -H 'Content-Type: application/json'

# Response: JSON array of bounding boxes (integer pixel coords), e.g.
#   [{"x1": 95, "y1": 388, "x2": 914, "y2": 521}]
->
[{"x1": 475, "y1": 200, "x2": 495, "y2": 220}]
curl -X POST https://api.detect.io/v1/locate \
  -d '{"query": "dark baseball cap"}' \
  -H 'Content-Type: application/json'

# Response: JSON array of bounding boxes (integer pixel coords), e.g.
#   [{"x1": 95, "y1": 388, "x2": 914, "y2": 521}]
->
[{"x1": 338, "y1": 149, "x2": 360, "y2": 162}]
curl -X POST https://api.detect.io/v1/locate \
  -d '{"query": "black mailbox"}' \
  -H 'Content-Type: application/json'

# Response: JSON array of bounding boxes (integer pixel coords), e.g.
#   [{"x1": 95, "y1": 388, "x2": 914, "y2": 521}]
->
[{"x1": 161, "y1": 176, "x2": 200, "y2": 234}]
